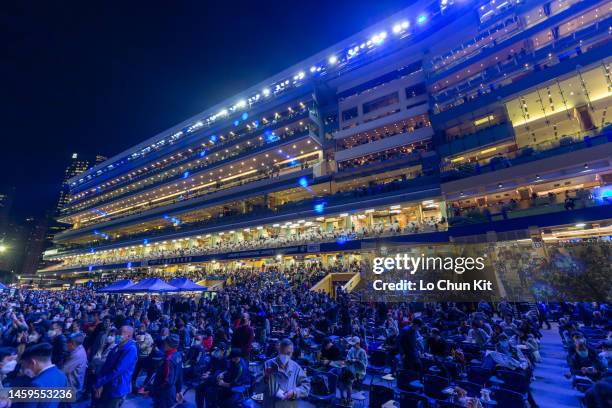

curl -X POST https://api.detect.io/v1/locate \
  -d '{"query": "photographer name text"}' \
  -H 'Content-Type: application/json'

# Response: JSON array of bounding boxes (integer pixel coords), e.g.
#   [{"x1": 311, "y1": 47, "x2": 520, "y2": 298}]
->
[{"x1": 372, "y1": 279, "x2": 493, "y2": 291}]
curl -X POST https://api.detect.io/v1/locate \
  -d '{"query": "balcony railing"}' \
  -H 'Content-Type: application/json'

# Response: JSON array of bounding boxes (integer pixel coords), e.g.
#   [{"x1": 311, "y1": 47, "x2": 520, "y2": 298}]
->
[
  {"x1": 62, "y1": 126, "x2": 316, "y2": 218},
  {"x1": 449, "y1": 192, "x2": 610, "y2": 226},
  {"x1": 432, "y1": 17, "x2": 611, "y2": 114},
  {"x1": 72, "y1": 154, "x2": 320, "y2": 230},
  {"x1": 441, "y1": 127, "x2": 612, "y2": 182},
  {"x1": 49, "y1": 173, "x2": 440, "y2": 256},
  {"x1": 437, "y1": 122, "x2": 514, "y2": 157},
  {"x1": 65, "y1": 108, "x2": 313, "y2": 209}
]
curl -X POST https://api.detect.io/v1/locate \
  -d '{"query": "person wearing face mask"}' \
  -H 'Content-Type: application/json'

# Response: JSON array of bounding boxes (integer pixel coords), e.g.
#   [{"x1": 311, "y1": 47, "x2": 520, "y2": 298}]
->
[
  {"x1": 598, "y1": 339, "x2": 612, "y2": 375},
  {"x1": 26, "y1": 329, "x2": 41, "y2": 345},
  {"x1": 195, "y1": 342, "x2": 229, "y2": 408},
  {"x1": 570, "y1": 340, "x2": 604, "y2": 382},
  {"x1": 0, "y1": 347, "x2": 17, "y2": 388},
  {"x1": 18, "y1": 343, "x2": 68, "y2": 408},
  {"x1": 483, "y1": 334, "x2": 529, "y2": 371},
  {"x1": 0, "y1": 347, "x2": 17, "y2": 408},
  {"x1": 93, "y1": 325, "x2": 138, "y2": 408},
  {"x1": 131, "y1": 324, "x2": 154, "y2": 391},
  {"x1": 151, "y1": 334, "x2": 183, "y2": 408},
  {"x1": 62, "y1": 333, "x2": 88, "y2": 401},
  {"x1": 263, "y1": 338, "x2": 310, "y2": 408},
  {"x1": 47, "y1": 321, "x2": 68, "y2": 369},
  {"x1": 214, "y1": 348, "x2": 251, "y2": 407}
]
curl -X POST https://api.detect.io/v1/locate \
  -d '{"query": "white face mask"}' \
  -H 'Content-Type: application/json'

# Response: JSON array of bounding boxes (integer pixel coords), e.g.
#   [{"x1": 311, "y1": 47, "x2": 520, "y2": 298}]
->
[
  {"x1": 106, "y1": 336, "x2": 115, "y2": 344},
  {"x1": 23, "y1": 368, "x2": 36, "y2": 378},
  {"x1": 278, "y1": 354, "x2": 290, "y2": 365},
  {"x1": 1, "y1": 360, "x2": 16, "y2": 374},
  {"x1": 47, "y1": 330, "x2": 56, "y2": 339}
]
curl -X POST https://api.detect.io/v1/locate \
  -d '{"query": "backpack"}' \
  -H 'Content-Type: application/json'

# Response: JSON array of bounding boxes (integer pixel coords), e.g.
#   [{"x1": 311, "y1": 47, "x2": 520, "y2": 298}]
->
[{"x1": 311, "y1": 374, "x2": 330, "y2": 395}]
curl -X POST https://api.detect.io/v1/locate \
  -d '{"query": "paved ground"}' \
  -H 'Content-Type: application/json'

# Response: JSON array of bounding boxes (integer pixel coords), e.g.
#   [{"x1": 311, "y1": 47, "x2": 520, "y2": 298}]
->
[{"x1": 531, "y1": 324, "x2": 582, "y2": 408}]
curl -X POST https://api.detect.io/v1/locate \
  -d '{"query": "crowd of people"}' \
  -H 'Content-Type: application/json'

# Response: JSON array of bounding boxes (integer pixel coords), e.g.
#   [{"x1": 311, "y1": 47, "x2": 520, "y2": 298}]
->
[
  {"x1": 338, "y1": 118, "x2": 430, "y2": 150},
  {"x1": 1, "y1": 261, "x2": 611, "y2": 407},
  {"x1": 448, "y1": 185, "x2": 599, "y2": 226},
  {"x1": 50, "y1": 218, "x2": 447, "y2": 270},
  {"x1": 337, "y1": 144, "x2": 428, "y2": 171}
]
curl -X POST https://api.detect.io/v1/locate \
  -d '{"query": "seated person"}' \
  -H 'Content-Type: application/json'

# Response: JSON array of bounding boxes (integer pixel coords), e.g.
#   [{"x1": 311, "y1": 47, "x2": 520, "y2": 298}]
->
[
  {"x1": 320, "y1": 338, "x2": 342, "y2": 366},
  {"x1": 570, "y1": 340, "x2": 604, "y2": 382},
  {"x1": 598, "y1": 339, "x2": 612, "y2": 375},
  {"x1": 195, "y1": 342, "x2": 229, "y2": 408},
  {"x1": 215, "y1": 349, "x2": 251, "y2": 407},
  {"x1": 482, "y1": 334, "x2": 529, "y2": 371}
]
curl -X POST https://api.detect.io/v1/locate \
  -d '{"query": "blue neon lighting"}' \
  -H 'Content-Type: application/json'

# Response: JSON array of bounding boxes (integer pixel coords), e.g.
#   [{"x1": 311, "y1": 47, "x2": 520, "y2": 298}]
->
[
  {"x1": 143, "y1": 239, "x2": 149, "y2": 245},
  {"x1": 264, "y1": 129, "x2": 279, "y2": 143},
  {"x1": 298, "y1": 177, "x2": 309, "y2": 188},
  {"x1": 314, "y1": 202, "x2": 326, "y2": 214},
  {"x1": 241, "y1": 112, "x2": 249, "y2": 120},
  {"x1": 417, "y1": 14, "x2": 427, "y2": 24},
  {"x1": 234, "y1": 120, "x2": 240, "y2": 126}
]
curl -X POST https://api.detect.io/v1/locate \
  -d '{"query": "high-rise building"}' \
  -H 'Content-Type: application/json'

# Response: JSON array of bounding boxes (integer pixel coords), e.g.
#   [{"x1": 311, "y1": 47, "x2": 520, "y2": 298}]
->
[
  {"x1": 40, "y1": 0, "x2": 611, "y2": 296},
  {"x1": 19, "y1": 217, "x2": 49, "y2": 277},
  {"x1": 0, "y1": 186, "x2": 16, "y2": 275},
  {"x1": 55, "y1": 153, "x2": 90, "y2": 215},
  {"x1": 0, "y1": 186, "x2": 15, "y2": 234}
]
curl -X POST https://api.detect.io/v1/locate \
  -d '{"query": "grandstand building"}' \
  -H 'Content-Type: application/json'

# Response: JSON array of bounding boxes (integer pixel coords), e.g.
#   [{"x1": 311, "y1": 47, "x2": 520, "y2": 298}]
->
[{"x1": 41, "y1": 0, "x2": 612, "y2": 295}]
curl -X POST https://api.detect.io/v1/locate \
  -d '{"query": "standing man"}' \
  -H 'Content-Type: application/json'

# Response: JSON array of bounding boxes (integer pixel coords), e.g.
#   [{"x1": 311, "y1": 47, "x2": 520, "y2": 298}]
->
[
  {"x1": 94, "y1": 325, "x2": 138, "y2": 408},
  {"x1": 16, "y1": 343, "x2": 68, "y2": 408},
  {"x1": 63, "y1": 333, "x2": 88, "y2": 400},
  {"x1": 232, "y1": 313, "x2": 255, "y2": 359},
  {"x1": 132, "y1": 324, "x2": 154, "y2": 390},
  {"x1": 263, "y1": 339, "x2": 310, "y2": 408},
  {"x1": 152, "y1": 334, "x2": 183, "y2": 408},
  {"x1": 398, "y1": 318, "x2": 423, "y2": 372},
  {"x1": 47, "y1": 322, "x2": 68, "y2": 369}
]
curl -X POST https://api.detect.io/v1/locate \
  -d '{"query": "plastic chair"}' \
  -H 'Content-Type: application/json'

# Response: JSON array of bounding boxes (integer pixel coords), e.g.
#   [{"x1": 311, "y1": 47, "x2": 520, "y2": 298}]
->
[
  {"x1": 456, "y1": 380, "x2": 482, "y2": 398},
  {"x1": 423, "y1": 374, "x2": 449, "y2": 401},
  {"x1": 369, "y1": 384, "x2": 395, "y2": 408},
  {"x1": 397, "y1": 391, "x2": 430, "y2": 408},
  {"x1": 309, "y1": 371, "x2": 338, "y2": 404},
  {"x1": 496, "y1": 369, "x2": 530, "y2": 394},
  {"x1": 437, "y1": 402, "x2": 464, "y2": 408},
  {"x1": 493, "y1": 387, "x2": 526, "y2": 407},
  {"x1": 467, "y1": 366, "x2": 491, "y2": 387},
  {"x1": 367, "y1": 349, "x2": 388, "y2": 385},
  {"x1": 396, "y1": 369, "x2": 422, "y2": 393}
]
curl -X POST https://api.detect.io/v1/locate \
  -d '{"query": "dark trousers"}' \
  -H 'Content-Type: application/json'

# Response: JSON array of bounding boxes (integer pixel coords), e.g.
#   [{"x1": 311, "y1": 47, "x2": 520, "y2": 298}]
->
[
  {"x1": 132, "y1": 356, "x2": 151, "y2": 387},
  {"x1": 96, "y1": 397, "x2": 125, "y2": 408},
  {"x1": 153, "y1": 388, "x2": 176, "y2": 408},
  {"x1": 196, "y1": 379, "x2": 217, "y2": 408}
]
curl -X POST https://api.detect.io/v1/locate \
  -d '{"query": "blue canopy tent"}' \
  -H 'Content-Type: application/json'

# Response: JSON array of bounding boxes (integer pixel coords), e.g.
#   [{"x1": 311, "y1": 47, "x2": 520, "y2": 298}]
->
[
  {"x1": 0, "y1": 282, "x2": 7, "y2": 290},
  {"x1": 168, "y1": 277, "x2": 207, "y2": 292},
  {"x1": 123, "y1": 278, "x2": 176, "y2": 293},
  {"x1": 97, "y1": 279, "x2": 134, "y2": 293}
]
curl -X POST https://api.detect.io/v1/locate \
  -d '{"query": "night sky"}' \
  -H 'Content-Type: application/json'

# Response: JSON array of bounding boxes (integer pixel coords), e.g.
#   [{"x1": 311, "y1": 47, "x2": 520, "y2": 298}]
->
[{"x1": 1, "y1": 0, "x2": 409, "y2": 219}]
